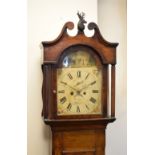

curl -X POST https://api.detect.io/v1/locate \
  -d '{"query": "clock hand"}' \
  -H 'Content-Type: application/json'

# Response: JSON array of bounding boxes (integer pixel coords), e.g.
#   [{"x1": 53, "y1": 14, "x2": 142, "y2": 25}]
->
[
  {"x1": 60, "y1": 81, "x2": 84, "y2": 97},
  {"x1": 74, "y1": 80, "x2": 84, "y2": 87},
  {"x1": 60, "y1": 81, "x2": 78, "y2": 92},
  {"x1": 79, "y1": 81, "x2": 96, "y2": 92}
]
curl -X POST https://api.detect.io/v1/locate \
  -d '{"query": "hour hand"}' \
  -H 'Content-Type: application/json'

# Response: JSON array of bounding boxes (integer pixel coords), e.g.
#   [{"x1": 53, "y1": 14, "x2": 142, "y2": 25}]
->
[
  {"x1": 60, "y1": 81, "x2": 83, "y2": 97},
  {"x1": 74, "y1": 80, "x2": 84, "y2": 87},
  {"x1": 79, "y1": 81, "x2": 96, "y2": 91}
]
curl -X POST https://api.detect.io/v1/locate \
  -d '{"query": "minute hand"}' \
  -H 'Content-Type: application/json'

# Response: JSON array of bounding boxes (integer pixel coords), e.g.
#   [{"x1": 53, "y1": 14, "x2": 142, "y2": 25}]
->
[
  {"x1": 79, "y1": 81, "x2": 96, "y2": 91},
  {"x1": 60, "y1": 81, "x2": 78, "y2": 91}
]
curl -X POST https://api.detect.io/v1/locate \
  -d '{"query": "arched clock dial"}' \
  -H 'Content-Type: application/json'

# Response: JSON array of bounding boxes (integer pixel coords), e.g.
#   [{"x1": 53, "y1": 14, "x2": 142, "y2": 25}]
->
[{"x1": 57, "y1": 50, "x2": 102, "y2": 115}]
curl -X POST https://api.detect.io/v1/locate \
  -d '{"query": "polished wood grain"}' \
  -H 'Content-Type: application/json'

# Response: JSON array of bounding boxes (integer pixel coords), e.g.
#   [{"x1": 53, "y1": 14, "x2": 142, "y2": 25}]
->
[
  {"x1": 41, "y1": 20, "x2": 118, "y2": 155},
  {"x1": 42, "y1": 22, "x2": 118, "y2": 65},
  {"x1": 52, "y1": 129, "x2": 105, "y2": 155},
  {"x1": 111, "y1": 65, "x2": 115, "y2": 117}
]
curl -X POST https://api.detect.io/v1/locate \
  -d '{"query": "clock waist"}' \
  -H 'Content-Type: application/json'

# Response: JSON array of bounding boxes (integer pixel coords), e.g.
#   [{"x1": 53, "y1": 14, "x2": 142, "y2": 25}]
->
[{"x1": 44, "y1": 117, "x2": 116, "y2": 130}]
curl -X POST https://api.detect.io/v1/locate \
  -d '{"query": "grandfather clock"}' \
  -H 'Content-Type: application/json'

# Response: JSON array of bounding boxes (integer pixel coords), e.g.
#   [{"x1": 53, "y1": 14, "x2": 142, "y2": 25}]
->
[{"x1": 41, "y1": 12, "x2": 118, "y2": 155}]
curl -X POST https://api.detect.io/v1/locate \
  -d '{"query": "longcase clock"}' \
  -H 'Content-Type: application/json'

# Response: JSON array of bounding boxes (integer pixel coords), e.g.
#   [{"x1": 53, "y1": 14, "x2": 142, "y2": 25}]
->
[{"x1": 41, "y1": 12, "x2": 118, "y2": 155}]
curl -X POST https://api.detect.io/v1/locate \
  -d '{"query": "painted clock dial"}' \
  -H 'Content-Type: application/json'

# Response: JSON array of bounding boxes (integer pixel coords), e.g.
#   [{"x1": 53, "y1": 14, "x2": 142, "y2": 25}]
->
[{"x1": 57, "y1": 49, "x2": 102, "y2": 115}]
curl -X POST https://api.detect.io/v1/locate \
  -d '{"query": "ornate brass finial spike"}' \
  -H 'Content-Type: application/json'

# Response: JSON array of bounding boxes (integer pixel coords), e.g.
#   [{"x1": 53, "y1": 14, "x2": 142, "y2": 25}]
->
[{"x1": 77, "y1": 11, "x2": 87, "y2": 33}]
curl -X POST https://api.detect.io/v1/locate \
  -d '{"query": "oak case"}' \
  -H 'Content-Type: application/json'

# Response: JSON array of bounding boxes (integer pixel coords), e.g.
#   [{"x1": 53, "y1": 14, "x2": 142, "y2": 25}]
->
[{"x1": 41, "y1": 14, "x2": 118, "y2": 155}]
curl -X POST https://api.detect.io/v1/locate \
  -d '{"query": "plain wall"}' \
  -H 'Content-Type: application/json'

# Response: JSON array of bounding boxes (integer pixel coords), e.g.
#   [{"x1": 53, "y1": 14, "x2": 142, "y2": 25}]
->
[{"x1": 28, "y1": 0, "x2": 126, "y2": 155}]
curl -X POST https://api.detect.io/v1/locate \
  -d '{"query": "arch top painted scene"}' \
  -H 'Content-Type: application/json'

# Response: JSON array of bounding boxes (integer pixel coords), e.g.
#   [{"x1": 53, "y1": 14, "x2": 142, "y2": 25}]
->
[{"x1": 42, "y1": 21, "x2": 119, "y2": 65}]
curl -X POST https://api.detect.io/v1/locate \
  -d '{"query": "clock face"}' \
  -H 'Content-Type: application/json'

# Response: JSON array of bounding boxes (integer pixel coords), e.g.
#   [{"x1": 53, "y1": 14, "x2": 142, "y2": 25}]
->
[{"x1": 57, "y1": 50, "x2": 102, "y2": 115}]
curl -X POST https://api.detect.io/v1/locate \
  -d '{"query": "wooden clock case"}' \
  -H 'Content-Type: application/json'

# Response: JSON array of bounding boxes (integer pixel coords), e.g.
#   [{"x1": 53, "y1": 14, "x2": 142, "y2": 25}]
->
[{"x1": 41, "y1": 19, "x2": 118, "y2": 155}]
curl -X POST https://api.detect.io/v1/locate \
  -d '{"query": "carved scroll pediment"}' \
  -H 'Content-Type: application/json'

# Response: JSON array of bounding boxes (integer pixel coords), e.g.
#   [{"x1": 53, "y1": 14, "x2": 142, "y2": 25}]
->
[{"x1": 42, "y1": 12, "x2": 118, "y2": 64}]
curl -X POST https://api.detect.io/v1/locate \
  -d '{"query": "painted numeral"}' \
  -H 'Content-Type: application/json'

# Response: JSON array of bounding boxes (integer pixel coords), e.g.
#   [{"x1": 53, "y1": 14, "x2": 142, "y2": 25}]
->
[
  {"x1": 85, "y1": 104, "x2": 89, "y2": 110},
  {"x1": 85, "y1": 73, "x2": 90, "y2": 80},
  {"x1": 93, "y1": 70, "x2": 99, "y2": 76},
  {"x1": 67, "y1": 103, "x2": 72, "y2": 111},
  {"x1": 90, "y1": 81, "x2": 96, "y2": 85},
  {"x1": 77, "y1": 71, "x2": 81, "y2": 78},
  {"x1": 60, "y1": 97, "x2": 66, "y2": 104},
  {"x1": 92, "y1": 90, "x2": 99, "y2": 93},
  {"x1": 68, "y1": 73, "x2": 73, "y2": 80},
  {"x1": 90, "y1": 97, "x2": 96, "y2": 104},
  {"x1": 77, "y1": 106, "x2": 80, "y2": 112},
  {"x1": 58, "y1": 90, "x2": 65, "y2": 93},
  {"x1": 60, "y1": 81, "x2": 67, "y2": 85}
]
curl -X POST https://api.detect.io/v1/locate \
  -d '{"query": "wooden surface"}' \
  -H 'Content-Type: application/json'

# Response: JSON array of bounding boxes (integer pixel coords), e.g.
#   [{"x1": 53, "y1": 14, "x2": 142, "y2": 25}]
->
[
  {"x1": 41, "y1": 20, "x2": 118, "y2": 155},
  {"x1": 52, "y1": 129, "x2": 105, "y2": 155},
  {"x1": 41, "y1": 22, "x2": 118, "y2": 120},
  {"x1": 111, "y1": 65, "x2": 115, "y2": 117},
  {"x1": 42, "y1": 22, "x2": 118, "y2": 65}
]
